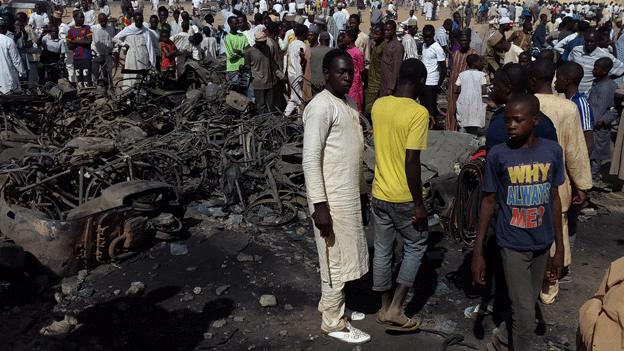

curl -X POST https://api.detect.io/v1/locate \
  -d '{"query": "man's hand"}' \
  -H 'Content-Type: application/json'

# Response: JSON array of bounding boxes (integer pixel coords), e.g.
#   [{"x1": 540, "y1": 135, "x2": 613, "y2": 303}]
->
[
  {"x1": 312, "y1": 202, "x2": 333, "y2": 238},
  {"x1": 572, "y1": 189, "x2": 587, "y2": 205},
  {"x1": 412, "y1": 201, "x2": 427, "y2": 231},
  {"x1": 360, "y1": 194, "x2": 370, "y2": 226},
  {"x1": 547, "y1": 249, "x2": 564, "y2": 283},
  {"x1": 471, "y1": 249, "x2": 486, "y2": 285}
]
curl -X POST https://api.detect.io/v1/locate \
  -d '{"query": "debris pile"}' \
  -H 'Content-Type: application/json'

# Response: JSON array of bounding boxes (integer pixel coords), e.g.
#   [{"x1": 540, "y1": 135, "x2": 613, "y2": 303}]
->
[
  {"x1": 0, "y1": 62, "x2": 310, "y2": 275},
  {"x1": 0, "y1": 59, "x2": 482, "y2": 276}
]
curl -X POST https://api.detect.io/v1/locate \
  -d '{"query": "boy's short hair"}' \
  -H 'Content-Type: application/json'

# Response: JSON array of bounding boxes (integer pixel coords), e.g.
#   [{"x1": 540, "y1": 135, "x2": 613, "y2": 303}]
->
[
  {"x1": 528, "y1": 59, "x2": 555, "y2": 83},
  {"x1": 181, "y1": 20, "x2": 190, "y2": 31},
  {"x1": 557, "y1": 61, "x2": 584, "y2": 85},
  {"x1": 506, "y1": 93, "x2": 540, "y2": 117},
  {"x1": 190, "y1": 33, "x2": 203, "y2": 44},
  {"x1": 293, "y1": 23, "x2": 308, "y2": 37},
  {"x1": 595, "y1": 57, "x2": 614, "y2": 71},
  {"x1": 266, "y1": 21, "x2": 278, "y2": 34},
  {"x1": 422, "y1": 24, "x2": 435, "y2": 35},
  {"x1": 498, "y1": 63, "x2": 528, "y2": 94},
  {"x1": 577, "y1": 20, "x2": 590, "y2": 32},
  {"x1": 344, "y1": 29, "x2": 358, "y2": 41},
  {"x1": 466, "y1": 54, "x2": 481, "y2": 67},
  {"x1": 536, "y1": 49, "x2": 554, "y2": 62},
  {"x1": 397, "y1": 58, "x2": 426, "y2": 86}
]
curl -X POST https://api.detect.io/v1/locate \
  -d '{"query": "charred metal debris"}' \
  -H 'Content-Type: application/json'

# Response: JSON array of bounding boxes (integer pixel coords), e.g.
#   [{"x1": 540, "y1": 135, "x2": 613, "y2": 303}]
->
[{"x1": 0, "y1": 60, "x2": 480, "y2": 277}]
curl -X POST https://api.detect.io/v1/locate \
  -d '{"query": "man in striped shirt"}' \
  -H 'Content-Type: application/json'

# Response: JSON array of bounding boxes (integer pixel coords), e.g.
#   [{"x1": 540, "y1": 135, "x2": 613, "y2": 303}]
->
[
  {"x1": 555, "y1": 61, "x2": 594, "y2": 151},
  {"x1": 569, "y1": 29, "x2": 624, "y2": 95}
]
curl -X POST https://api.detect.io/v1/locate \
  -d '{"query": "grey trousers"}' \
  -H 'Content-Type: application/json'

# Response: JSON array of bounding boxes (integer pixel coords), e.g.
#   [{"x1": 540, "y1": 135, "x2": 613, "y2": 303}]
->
[
  {"x1": 497, "y1": 247, "x2": 549, "y2": 351},
  {"x1": 371, "y1": 198, "x2": 428, "y2": 291}
]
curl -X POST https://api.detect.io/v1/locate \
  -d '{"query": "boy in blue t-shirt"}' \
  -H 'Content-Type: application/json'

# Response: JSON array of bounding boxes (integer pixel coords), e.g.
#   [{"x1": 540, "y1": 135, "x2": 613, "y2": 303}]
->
[{"x1": 472, "y1": 94, "x2": 565, "y2": 351}]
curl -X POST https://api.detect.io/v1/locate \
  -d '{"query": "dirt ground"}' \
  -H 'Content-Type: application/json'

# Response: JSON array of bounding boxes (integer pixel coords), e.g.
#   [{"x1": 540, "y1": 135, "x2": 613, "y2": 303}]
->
[{"x1": 1, "y1": 186, "x2": 623, "y2": 351}]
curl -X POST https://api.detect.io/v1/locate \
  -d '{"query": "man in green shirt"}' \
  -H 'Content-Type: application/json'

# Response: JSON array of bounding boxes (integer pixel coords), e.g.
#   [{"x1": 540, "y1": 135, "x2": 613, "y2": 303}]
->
[{"x1": 224, "y1": 15, "x2": 249, "y2": 93}]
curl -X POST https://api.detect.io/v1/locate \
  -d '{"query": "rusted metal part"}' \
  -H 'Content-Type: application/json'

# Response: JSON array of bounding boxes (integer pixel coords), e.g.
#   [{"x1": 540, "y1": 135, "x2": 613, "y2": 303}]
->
[
  {"x1": 0, "y1": 175, "x2": 182, "y2": 276},
  {"x1": 0, "y1": 196, "x2": 86, "y2": 277}
]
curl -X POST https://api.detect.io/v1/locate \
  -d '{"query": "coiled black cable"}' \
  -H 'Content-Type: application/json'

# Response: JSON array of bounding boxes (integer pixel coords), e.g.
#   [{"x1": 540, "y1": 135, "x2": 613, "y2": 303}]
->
[{"x1": 449, "y1": 157, "x2": 486, "y2": 248}]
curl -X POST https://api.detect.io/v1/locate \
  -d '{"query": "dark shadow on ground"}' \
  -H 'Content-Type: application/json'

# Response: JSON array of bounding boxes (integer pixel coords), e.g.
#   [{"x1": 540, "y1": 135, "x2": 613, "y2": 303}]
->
[
  {"x1": 60, "y1": 286, "x2": 235, "y2": 351},
  {"x1": 404, "y1": 230, "x2": 445, "y2": 317}
]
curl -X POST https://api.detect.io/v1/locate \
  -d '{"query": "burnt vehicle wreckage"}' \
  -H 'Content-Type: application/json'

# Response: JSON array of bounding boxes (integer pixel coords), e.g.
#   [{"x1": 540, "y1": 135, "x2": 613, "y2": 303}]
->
[{"x1": 0, "y1": 58, "x2": 481, "y2": 281}]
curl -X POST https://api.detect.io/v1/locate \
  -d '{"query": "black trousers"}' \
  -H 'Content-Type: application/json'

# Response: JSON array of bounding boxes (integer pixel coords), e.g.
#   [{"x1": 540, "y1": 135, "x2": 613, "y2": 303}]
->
[
  {"x1": 254, "y1": 88, "x2": 275, "y2": 114},
  {"x1": 74, "y1": 58, "x2": 92, "y2": 85},
  {"x1": 420, "y1": 85, "x2": 439, "y2": 118}
]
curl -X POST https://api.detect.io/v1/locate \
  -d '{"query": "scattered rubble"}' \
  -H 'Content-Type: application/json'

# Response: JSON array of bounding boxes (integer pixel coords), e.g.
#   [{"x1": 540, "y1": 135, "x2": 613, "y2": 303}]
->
[
  {"x1": 236, "y1": 253, "x2": 254, "y2": 262},
  {"x1": 39, "y1": 314, "x2": 79, "y2": 338},
  {"x1": 211, "y1": 319, "x2": 227, "y2": 328},
  {"x1": 259, "y1": 294, "x2": 278, "y2": 307},
  {"x1": 60, "y1": 276, "x2": 81, "y2": 296},
  {"x1": 125, "y1": 281, "x2": 145, "y2": 296},
  {"x1": 170, "y1": 243, "x2": 189, "y2": 256},
  {"x1": 216, "y1": 285, "x2": 230, "y2": 296}
]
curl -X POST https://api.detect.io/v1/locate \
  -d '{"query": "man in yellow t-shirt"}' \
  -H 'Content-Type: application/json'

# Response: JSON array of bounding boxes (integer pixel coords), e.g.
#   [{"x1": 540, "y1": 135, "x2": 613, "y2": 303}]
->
[{"x1": 370, "y1": 58, "x2": 429, "y2": 332}]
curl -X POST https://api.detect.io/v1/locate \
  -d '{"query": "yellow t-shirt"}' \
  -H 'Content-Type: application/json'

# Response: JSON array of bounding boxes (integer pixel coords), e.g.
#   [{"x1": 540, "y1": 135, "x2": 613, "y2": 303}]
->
[{"x1": 371, "y1": 96, "x2": 429, "y2": 203}]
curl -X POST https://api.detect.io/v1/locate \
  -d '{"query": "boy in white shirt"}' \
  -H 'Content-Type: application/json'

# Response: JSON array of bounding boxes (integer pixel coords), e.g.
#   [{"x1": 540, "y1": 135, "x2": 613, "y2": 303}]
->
[
  {"x1": 455, "y1": 54, "x2": 487, "y2": 134},
  {"x1": 28, "y1": 3, "x2": 50, "y2": 37}
]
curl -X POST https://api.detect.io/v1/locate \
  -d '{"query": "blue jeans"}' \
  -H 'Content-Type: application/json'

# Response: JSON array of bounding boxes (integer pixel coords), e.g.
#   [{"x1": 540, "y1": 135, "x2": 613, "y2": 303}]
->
[{"x1": 372, "y1": 198, "x2": 428, "y2": 291}]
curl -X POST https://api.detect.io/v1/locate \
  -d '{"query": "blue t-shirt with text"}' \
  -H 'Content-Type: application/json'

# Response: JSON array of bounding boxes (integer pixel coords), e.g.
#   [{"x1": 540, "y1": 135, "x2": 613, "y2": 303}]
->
[{"x1": 483, "y1": 138, "x2": 565, "y2": 251}]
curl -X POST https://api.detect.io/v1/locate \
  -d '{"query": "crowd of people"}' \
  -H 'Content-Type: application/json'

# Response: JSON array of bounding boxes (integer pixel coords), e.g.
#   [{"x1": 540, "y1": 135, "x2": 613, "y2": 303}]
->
[
  {"x1": 0, "y1": 0, "x2": 219, "y2": 91},
  {"x1": 1, "y1": 0, "x2": 624, "y2": 350}
]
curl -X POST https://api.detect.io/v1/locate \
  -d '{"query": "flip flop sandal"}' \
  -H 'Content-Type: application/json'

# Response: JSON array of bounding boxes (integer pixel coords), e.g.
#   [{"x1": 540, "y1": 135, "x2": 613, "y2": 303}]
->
[
  {"x1": 385, "y1": 316, "x2": 422, "y2": 332},
  {"x1": 377, "y1": 316, "x2": 422, "y2": 332}
]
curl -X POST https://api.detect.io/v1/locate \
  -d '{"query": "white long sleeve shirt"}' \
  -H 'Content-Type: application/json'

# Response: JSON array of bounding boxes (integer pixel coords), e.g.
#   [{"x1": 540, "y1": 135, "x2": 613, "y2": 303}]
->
[
  {"x1": 402, "y1": 33, "x2": 418, "y2": 60},
  {"x1": 554, "y1": 32, "x2": 577, "y2": 54},
  {"x1": 0, "y1": 34, "x2": 26, "y2": 94}
]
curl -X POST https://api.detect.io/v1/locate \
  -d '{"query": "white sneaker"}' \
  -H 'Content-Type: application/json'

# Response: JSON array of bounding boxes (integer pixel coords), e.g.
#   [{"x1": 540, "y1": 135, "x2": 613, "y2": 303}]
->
[
  {"x1": 346, "y1": 309, "x2": 366, "y2": 321},
  {"x1": 327, "y1": 323, "x2": 371, "y2": 344}
]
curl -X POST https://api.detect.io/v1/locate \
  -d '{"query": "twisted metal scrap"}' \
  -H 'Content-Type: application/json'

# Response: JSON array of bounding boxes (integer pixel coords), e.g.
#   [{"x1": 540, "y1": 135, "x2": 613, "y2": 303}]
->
[{"x1": 0, "y1": 61, "x2": 315, "y2": 226}]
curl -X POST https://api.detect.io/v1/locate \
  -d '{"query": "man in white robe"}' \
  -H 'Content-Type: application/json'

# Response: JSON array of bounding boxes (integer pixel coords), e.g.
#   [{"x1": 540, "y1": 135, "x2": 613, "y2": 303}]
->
[
  {"x1": 302, "y1": 50, "x2": 371, "y2": 344},
  {"x1": 284, "y1": 24, "x2": 308, "y2": 116},
  {"x1": 113, "y1": 13, "x2": 156, "y2": 89},
  {"x1": 0, "y1": 19, "x2": 26, "y2": 94}
]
